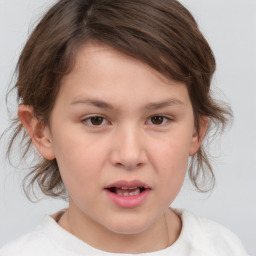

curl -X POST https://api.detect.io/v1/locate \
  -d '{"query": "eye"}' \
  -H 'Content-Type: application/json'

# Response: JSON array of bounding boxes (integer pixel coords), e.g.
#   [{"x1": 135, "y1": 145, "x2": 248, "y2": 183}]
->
[
  {"x1": 147, "y1": 115, "x2": 170, "y2": 125},
  {"x1": 82, "y1": 116, "x2": 109, "y2": 126}
]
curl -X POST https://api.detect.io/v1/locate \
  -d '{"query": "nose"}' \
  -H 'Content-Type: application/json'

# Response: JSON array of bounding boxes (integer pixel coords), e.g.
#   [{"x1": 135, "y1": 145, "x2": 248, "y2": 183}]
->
[{"x1": 110, "y1": 125, "x2": 147, "y2": 170}]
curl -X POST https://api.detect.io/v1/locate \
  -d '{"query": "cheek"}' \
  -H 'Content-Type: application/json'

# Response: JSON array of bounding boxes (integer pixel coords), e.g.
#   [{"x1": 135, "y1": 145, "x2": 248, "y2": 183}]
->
[
  {"x1": 156, "y1": 145, "x2": 188, "y2": 184},
  {"x1": 148, "y1": 132, "x2": 192, "y2": 191},
  {"x1": 150, "y1": 131, "x2": 192, "y2": 170},
  {"x1": 52, "y1": 132, "x2": 108, "y2": 194}
]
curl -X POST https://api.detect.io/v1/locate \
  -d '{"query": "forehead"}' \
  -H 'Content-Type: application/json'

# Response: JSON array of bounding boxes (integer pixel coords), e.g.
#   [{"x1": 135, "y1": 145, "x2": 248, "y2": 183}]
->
[
  {"x1": 57, "y1": 43, "x2": 191, "y2": 109},
  {"x1": 68, "y1": 43, "x2": 171, "y2": 83}
]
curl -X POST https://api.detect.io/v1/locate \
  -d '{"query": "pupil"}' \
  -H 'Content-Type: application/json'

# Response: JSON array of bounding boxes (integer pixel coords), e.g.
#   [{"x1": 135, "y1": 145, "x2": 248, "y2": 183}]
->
[
  {"x1": 151, "y1": 116, "x2": 163, "y2": 125},
  {"x1": 91, "y1": 117, "x2": 103, "y2": 125}
]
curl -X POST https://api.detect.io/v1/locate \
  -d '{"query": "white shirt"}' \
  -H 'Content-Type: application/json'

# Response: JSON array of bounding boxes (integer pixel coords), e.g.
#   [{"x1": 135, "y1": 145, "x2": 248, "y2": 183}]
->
[{"x1": 0, "y1": 209, "x2": 249, "y2": 256}]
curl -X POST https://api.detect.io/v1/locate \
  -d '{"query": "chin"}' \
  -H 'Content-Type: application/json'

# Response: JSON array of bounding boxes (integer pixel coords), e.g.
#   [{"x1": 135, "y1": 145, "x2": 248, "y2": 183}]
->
[{"x1": 103, "y1": 215, "x2": 155, "y2": 235}]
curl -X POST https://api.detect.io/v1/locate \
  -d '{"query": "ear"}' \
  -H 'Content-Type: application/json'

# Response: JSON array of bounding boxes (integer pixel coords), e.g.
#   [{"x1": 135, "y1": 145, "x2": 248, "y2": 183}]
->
[
  {"x1": 18, "y1": 105, "x2": 55, "y2": 160},
  {"x1": 189, "y1": 116, "x2": 209, "y2": 156}
]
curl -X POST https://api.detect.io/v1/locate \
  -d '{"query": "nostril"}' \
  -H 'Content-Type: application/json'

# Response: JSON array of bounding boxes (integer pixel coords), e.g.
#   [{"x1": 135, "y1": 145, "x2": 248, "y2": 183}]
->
[{"x1": 114, "y1": 161, "x2": 144, "y2": 170}]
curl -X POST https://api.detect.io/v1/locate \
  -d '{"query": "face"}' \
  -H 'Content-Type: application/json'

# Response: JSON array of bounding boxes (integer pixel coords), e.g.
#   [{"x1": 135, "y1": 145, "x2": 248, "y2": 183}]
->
[{"x1": 38, "y1": 44, "x2": 202, "y2": 236}]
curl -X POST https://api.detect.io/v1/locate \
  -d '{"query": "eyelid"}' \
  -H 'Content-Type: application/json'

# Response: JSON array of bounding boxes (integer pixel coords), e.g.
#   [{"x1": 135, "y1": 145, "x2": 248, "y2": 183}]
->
[
  {"x1": 80, "y1": 114, "x2": 173, "y2": 127},
  {"x1": 146, "y1": 115, "x2": 173, "y2": 125},
  {"x1": 81, "y1": 115, "x2": 111, "y2": 126}
]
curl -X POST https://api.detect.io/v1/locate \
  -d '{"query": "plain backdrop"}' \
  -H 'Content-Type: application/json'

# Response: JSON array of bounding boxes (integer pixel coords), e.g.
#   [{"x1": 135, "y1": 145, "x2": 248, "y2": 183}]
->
[{"x1": 0, "y1": 0, "x2": 255, "y2": 255}]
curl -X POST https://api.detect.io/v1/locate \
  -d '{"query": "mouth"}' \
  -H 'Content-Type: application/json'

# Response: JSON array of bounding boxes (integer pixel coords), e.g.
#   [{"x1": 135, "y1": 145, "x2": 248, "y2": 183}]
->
[
  {"x1": 105, "y1": 180, "x2": 151, "y2": 208},
  {"x1": 107, "y1": 186, "x2": 146, "y2": 197}
]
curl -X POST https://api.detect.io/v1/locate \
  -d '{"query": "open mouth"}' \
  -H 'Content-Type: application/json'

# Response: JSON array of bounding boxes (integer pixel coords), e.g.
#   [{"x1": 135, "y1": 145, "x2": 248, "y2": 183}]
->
[
  {"x1": 107, "y1": 186, "x2": 146, "y2": 197},
  {"x1": 105, "y1": 181, "x2": 151, "y2": 208}
]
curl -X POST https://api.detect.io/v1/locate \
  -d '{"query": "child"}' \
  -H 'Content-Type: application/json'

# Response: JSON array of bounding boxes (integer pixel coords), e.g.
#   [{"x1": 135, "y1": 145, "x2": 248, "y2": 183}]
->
[{"x1": 0, "y1": 0, "x2": 249, "y2": 255}]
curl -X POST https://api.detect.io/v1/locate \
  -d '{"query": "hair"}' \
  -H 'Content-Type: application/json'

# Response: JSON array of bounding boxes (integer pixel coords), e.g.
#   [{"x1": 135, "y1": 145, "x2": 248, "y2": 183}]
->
[{"x1": 5, "y1": 0, "x2": 231, "y2": 199}]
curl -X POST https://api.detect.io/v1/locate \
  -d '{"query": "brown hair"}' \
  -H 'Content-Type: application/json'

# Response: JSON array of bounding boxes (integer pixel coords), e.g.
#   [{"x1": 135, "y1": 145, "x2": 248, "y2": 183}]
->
[{"x1": 5, "y1": 0, "x2": 231, "y2": 199}]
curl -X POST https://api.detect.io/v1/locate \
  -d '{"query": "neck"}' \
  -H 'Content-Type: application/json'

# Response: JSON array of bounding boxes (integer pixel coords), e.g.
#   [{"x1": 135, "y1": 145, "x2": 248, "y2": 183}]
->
[{"x1": 58, "y1": 203, "x2": 181, "y2": 253}]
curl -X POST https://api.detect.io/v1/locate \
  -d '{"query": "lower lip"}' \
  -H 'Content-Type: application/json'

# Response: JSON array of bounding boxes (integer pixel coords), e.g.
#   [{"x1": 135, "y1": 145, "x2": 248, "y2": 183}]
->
[{"x1": 105, "y1": 189, "x2": 150, "y2": 208}]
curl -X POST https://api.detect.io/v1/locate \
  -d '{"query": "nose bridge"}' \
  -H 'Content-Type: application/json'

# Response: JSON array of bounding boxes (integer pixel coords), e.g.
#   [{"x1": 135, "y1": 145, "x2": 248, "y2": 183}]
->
[{"x1": 111, "y1": 123, "x2": 146, "y2": 169}]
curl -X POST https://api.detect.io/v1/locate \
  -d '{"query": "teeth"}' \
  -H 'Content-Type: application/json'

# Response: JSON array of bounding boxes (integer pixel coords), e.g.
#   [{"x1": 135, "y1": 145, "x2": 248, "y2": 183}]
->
[
  {"x1": 121, "y1": 186, "x2": 138, "y2": 190},
  {"x1": 115, "y1": 187, "x2": 141, "y2": 196},
  {"x1": 130, "y1": 189, "x2": 140, "y2": 196}
]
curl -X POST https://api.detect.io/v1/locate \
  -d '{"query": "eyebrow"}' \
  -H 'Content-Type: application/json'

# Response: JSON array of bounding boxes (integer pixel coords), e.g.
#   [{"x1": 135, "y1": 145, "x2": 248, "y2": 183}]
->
[
  {"x1": 71, "y1": 98, "x2": 184, "y2": 110},
  {"x1": 71, "y1": 99, "x2": 114, "y2": 109},
  {"x1": 144, "y1": 98, "x2": 184, "y2": 110}
]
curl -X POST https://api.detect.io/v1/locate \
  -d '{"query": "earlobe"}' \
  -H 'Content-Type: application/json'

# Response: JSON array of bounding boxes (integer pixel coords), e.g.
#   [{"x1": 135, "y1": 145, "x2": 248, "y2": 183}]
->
[
  {"x1": 189, "y1": 116, "x2": 209, "y2": 156},
  {"x1": 18, "y1": 105, "x2": 55, "y2": 160}
]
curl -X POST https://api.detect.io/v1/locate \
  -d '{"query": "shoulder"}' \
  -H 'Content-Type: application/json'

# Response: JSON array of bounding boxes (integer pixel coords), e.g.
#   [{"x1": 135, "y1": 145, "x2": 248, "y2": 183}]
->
[
  {"x1": 177, "y1": 209, "x2": 249, "y2": 256},
  {"x1": 0, "y1": 216, "x2": 62, "y2": 256}
]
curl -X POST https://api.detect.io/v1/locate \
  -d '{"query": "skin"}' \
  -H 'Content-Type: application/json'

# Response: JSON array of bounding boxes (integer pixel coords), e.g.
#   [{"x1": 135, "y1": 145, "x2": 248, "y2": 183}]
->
[{"x1": 18, "y1": 44, "x2": 208, "y2": 253}]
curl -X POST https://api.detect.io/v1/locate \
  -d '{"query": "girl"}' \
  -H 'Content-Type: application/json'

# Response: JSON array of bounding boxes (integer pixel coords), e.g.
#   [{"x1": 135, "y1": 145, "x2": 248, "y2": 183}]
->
[{"x1": 0, "y1": 0, "x2": 249, "y2": 255}]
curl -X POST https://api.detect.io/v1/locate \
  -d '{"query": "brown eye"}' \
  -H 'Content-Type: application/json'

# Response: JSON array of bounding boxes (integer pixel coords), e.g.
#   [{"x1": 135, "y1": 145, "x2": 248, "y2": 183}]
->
[
  {"x1": 147, "y1": 116, "x2": 170, "y2": 125},
  {"x1": 83, "y1": 116, "x2": 108, "y2": 126},
  {"x1": 151, "y1": 116, "x2": 164, "y2": 125},
  {"x1": 90, "y1": 116, "x2": 104, "y2": 126}
]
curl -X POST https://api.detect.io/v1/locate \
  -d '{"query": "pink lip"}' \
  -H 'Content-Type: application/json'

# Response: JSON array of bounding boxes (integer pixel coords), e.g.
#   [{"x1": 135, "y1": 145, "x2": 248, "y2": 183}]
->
[{"x1": 105, "y1": 180, "x2": 151, "y2": 209}]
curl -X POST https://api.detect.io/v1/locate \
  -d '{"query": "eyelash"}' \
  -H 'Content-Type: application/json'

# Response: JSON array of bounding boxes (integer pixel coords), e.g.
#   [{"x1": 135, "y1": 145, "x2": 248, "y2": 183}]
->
[
  {"x1": 82, "y1": 116, "x2": 110, "y2": 126},
  {"x1": 146, "y1": 115, "x2": 171, "y2": 125},
  {"x1": 81, "y1": 115, "x2": 172, "y2": 127}
]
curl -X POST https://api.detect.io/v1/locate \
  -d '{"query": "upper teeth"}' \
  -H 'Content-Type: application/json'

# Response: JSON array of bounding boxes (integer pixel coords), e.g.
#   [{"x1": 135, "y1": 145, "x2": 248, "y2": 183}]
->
[
  {"x1": 117, "y1": 188, "x2": 140, "y2": 196},
  {"x1": 121, "y1": 187, "x2": 138, "y2": 190}
]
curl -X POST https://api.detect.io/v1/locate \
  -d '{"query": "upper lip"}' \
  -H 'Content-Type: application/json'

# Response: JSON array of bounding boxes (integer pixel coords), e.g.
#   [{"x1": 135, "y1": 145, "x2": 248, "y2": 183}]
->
[{"x1": 105, "y1": 180, "x2": 151, "y2": 189}]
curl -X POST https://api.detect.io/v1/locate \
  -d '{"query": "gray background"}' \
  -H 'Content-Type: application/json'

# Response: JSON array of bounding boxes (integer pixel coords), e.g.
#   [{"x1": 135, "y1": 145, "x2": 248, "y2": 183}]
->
[{"x1": 0, "y1": 0, "x2": 255, "y2": 255}]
